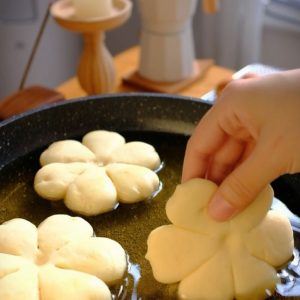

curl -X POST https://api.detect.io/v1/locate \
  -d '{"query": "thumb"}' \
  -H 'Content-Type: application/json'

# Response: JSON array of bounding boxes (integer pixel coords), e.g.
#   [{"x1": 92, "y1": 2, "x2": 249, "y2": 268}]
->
[{"x1": 207, "y1": 144, "x2": 280, "y2": 221}]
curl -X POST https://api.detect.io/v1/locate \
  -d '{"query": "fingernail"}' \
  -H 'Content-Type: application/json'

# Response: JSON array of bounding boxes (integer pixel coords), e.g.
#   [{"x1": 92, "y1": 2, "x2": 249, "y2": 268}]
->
[{"x1": 208, "y1": 194, "x2": 238, "y2": 221}]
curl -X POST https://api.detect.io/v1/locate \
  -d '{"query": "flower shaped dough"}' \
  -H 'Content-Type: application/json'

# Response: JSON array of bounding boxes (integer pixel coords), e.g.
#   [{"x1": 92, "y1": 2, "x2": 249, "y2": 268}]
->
[
  {"x1": 146, "y1": 179, "x2": 294, "y2": 300},
  {"x1": 0, "y1": 214, "x2": 127, "y2": 300},
  {"x1": 34, "y1": 130, "x2": 161, "y2": 216}
]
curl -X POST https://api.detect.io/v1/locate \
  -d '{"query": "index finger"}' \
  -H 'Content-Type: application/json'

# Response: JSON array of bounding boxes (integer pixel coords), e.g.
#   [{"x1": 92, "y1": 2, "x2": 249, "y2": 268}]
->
[{"x1": 181, "y1": 108, "x2": 227, "y2": 182}]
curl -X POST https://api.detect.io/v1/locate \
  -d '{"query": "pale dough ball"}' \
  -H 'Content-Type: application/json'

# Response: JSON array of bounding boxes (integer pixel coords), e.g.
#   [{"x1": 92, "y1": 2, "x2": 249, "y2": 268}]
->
[
  {"x1": 166, "y1": 179, "x2": 229, "y2": 235},
  {"x1": 40, "y1": 140, "x2": 96, "y2": 166},
  {"x1": 0, "y1": 263, "x2": 39, "y2": 300},
  {"x1": 34, "y1": 162, "x2": 88, "y2": 200},
  {"x1": 166, "y1": 179, "x2": 273, "y2": 235},
  {"x1": 65, "y1": 165, "x2": 117, "y2": 216},
  {"x1": 146, "y1": 225, "x2": 221, "y2": 284},
  {"x1": 39, "y1": 265, "x2": 111, "y2": 300},
  {"x1": 178, "y1": 249, "x2": 234, "y2": 300},
  {"x1": 245, "y1": 210, "x2": 294, "y2": 267},
  {"x1": 109, "y1": 141, "x2": 161, "y2": 170},
  {"x1": 37, "y1": 214, "x2": 94, "y2": 258},
  {"x1": 0, "y1": 253, "x2": 35, "y2": 277},
  {"x1": 0, "y1": 218, "x2": 38, "y2": 260},
  {"x1": 82, "y1": 130, "x2": 125, "y2": 164},
  {"x1": 106, "y1": 163, "x2": 160, "y2": 203},
  {"x1": 52, "y1": 237, "x2": 127, "y2": 285}
]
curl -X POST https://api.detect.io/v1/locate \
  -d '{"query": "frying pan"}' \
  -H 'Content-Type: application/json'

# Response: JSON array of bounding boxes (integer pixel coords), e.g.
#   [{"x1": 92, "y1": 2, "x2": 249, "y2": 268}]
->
[{"x1": 0, "y1": 93, "x2": 300, "y2": 299}]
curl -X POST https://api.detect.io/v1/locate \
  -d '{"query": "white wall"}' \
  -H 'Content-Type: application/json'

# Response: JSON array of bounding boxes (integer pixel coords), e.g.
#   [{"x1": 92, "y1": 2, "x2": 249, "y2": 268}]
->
[
  {"x1": 261, "y1": 24, "x2": 300, "y2": 69},
  {"x1": 0, "y1": 0, "x2": 81, "y2": 99},
  {"x1": 194, "y1": 0, "x2": 300, "y2": 70},
  {"x1": 261, "y1": 1, "x2": 300, "y2": 70}
]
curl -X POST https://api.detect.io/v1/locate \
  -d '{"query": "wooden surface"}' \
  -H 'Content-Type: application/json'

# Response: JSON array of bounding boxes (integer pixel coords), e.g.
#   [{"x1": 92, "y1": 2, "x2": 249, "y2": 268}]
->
[
  {"x1": 56, "y1": 46, "x2": 234, "y2": 100},
  {"x1": 51, "y1": 0, "x2": 132, "y2": 95},
  {"x1": 0, "y1": 86, "x2": 64, "y2": 120},
  {"x1": 122, "y1": 59, "x2": 214, "y2": 94}
]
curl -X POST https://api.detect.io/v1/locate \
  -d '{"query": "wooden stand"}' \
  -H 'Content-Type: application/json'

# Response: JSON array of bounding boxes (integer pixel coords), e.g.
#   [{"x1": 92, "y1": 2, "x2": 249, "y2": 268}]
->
[
  {"x1": 50, "y1": 0, "x2": 132, "y2": 95},
  {"x1": 123, "y1": 59, "x2": 214, "y2": 94}
]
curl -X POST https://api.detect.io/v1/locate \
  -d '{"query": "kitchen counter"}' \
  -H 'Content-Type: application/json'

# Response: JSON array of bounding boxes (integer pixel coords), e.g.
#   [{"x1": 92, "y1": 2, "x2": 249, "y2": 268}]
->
[{"x1": 56, "y1": 46, "x2": 234, "y2": 100}]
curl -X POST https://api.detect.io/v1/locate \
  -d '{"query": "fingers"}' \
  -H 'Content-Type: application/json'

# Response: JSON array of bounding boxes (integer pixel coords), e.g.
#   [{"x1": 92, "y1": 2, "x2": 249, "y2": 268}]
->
[
  {"x1": 184, "y1": 69, "x2": 300, "y2": 222},
  {"x1": 181, "y1": 109, "x2": 227, "y2": 182},
  {"x1": 208, "y1": 139, "x2": 281, "y2": 221},
  {"x1": 206, "y1": 138, "x2": 245, "y2": 184},
  {"x1": 182, "y1": 90, "x2": 253, "y2": 184}
]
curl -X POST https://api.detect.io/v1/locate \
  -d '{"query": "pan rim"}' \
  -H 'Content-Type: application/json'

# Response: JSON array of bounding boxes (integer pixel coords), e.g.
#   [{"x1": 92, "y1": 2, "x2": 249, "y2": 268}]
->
[
  {"x1": 0, "y1": 92, "x2": 212, "y2": 169},
  {"x1": 0, "y1": 92, "x2": 210, "y2": 128}
]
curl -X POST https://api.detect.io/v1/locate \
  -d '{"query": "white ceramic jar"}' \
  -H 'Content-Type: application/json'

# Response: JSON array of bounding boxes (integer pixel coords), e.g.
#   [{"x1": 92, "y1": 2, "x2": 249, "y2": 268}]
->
[{"x1": 138, "y1": 0, "x2": 198, "y2": 82}]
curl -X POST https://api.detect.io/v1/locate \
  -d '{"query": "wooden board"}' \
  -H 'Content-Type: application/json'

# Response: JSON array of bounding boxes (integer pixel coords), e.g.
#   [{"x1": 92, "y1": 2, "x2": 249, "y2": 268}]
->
[{"x1": 122, "y1": 59, "x2": 214, "y2": 94}]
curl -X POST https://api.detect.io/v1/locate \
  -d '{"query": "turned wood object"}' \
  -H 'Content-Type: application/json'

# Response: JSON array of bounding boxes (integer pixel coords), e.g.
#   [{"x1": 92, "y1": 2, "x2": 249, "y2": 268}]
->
[{"x1": 50, "y1": 0, "x2": 132, "y2": 95}]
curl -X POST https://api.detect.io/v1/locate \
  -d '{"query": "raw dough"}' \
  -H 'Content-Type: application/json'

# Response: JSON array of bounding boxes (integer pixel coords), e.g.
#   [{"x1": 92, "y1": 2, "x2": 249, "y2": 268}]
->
[
  {"x1": 146, "y1": 178, "x2": 294, "y2": 300},
  {"x1": 106, "y1": 163, "x2": 160, "y2": 203},
  {"x1": 0, "y1": 214, "x2": 127, "y2": 300},
  {"x1": 34, "y1": 130, "x2": 161, "y2": 216},
  {"x1": 40, "y1": 140, "x2": 96, "y2": 166}
]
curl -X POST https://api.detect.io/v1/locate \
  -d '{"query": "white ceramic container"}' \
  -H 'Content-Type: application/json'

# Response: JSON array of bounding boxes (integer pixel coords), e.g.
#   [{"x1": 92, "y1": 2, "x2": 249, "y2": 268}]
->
[{"x1": 138, "y1": 0, "x2": 198, "y2": 82}]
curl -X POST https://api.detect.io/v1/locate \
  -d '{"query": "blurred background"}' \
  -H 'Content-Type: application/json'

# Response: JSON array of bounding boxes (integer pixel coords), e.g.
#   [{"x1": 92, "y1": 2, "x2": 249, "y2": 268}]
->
[{"x1": 0, "y1": 0, "x2": 299, "y2": 99}]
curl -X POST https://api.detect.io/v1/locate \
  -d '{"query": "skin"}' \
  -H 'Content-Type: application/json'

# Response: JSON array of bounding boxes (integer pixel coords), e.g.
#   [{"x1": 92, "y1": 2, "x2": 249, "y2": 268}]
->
[{"x1": 182, "y1": 69, "x2": 300, "y2": 221}]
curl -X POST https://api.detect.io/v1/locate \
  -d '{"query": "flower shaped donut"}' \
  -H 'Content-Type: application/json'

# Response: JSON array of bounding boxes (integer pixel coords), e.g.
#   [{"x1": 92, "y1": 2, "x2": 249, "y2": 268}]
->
[
  {"x1": 0, "y1": 214, "x2": 127, "y2": 300},
  {"x1": 34, "y1": 130, "x2": 161, "y2": 216},
  {"x1": 146, "y1": 178, "x2": 294, "y2": 300}
]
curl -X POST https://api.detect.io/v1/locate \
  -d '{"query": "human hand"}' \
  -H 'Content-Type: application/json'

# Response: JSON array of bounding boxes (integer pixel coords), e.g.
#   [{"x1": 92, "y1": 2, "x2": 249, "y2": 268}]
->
[{"x1": 182, "y1": 69, "x2": 300, "y2": 221}]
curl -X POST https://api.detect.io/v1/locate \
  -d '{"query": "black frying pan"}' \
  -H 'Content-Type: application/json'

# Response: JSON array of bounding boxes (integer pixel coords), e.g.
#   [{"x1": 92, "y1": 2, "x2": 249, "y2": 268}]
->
[{"x1": 0, "y1": 93, "x2": 300, "y2": 299}]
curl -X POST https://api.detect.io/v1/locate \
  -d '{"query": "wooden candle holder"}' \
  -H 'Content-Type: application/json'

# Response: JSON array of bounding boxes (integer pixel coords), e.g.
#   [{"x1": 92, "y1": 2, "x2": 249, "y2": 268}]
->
[{"x1": 51, "y1": 0, "x2": 132, "y2": 95}]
